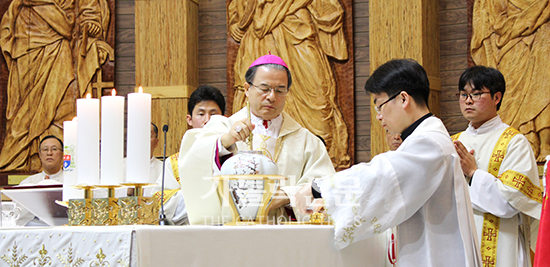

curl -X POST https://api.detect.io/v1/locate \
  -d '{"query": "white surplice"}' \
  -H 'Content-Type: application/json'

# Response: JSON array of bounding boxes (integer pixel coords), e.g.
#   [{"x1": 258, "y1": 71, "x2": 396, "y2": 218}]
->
[
  {"x1": 317, "y1": 116, "x2": 482, "y2": 267},
  {"x1": 19, "y1": 170, "x2": 63, "y2": 185},
  {"x1": 455, "y1": 115, "x2": 541, "y2": 267},
  {"x1": 175, "y1": 108, "x2": 335, "y2": 225}
]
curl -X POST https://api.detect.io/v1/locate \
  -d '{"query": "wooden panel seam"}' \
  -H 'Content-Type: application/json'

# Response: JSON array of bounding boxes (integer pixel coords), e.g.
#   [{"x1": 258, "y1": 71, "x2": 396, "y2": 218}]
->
[{"x1": 134, "y1": 85, "x2": 191, "y2": 98}]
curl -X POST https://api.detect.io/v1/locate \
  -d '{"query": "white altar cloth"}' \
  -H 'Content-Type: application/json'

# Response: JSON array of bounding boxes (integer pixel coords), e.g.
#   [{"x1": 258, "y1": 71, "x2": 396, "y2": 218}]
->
[
  {"x1": 0, "y1": 225, "x2": 390, "y2": 267},
  {"x1": 0, "y1": 226, "x2": 134, "y2": 266}
]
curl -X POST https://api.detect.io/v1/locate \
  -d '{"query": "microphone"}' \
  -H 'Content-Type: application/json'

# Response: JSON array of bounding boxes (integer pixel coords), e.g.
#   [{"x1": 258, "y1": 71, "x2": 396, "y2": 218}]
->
[{"x1": 159, "y1": 124, "x2": 174, "y2": 225}]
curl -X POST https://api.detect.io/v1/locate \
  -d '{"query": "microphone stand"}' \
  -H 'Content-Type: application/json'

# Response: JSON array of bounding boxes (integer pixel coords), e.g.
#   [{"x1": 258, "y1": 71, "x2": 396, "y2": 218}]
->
[{"x1": 159, "y1": 124, "x2": 174, "y2": 225}]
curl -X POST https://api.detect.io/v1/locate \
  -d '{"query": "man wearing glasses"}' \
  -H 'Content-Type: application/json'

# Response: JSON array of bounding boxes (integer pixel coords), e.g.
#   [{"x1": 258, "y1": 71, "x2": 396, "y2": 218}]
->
[
  {"x1": 176, "y1": 54, "x2": 335, "y2": 225},
  {"x1": 452, "y1": 66, "x2": 541, "y2": 267},
  {"x1": 295, "y1": 59, "x2": 481, "y2": 266},
  {"x1": 19, "y1": 135, "x2": 64, "y2": 185}
]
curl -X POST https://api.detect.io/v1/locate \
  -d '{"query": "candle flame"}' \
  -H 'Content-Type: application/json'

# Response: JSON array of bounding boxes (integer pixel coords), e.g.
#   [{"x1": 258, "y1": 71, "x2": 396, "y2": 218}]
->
[
  {"x1": 86, "y1": 93, "x2": 91, "y2": 99},
  {"x1": 138, "y1": 86, "x2": 143, "y2": 93},
  {"x1": 111, "y1": 89, "x2": 117, "y2": 96},
  {"x1": 72, "y1": 117, "x2": 78, "y2": 122}
]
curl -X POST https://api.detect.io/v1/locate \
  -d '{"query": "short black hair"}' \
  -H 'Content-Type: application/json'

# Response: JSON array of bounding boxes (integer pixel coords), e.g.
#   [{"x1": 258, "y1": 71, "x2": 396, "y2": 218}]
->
[
  {"x1": 188, "y1": 85, "x2": 226, "y2": 115},
  {"x1": 458, "y1": 66, "x2": 505, "y2": 110},
  {"x1": 40, "y1": 135, "x2": 63, "y2": 148},
  {"x1": 245, "y1": 63, "x2": 292, "y2": 90},
  {"x1": 151, "y1": 122, "x2": 158, "y2": 138},
  {"x1": 364, "y1": 59, "x2": 430, "y2": 108}
]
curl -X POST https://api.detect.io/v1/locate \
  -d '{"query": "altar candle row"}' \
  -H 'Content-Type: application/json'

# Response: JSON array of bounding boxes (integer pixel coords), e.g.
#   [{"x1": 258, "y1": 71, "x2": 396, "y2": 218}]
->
[{"x1": 64, "y1": 87, "x2": 152, "y2": 190}]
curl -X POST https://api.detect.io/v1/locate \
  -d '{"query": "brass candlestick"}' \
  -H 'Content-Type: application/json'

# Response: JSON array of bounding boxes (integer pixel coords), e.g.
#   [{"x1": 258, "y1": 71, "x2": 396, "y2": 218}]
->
[
  {"x1": 92, "y1": 185, "x2": 122, "y2": 225},
  {"x1": 118, "y1": 183, "x2": 159, "y2": 225},
  {"x1": 68, "y1": 185, "x2": 95, "y2": 226}
]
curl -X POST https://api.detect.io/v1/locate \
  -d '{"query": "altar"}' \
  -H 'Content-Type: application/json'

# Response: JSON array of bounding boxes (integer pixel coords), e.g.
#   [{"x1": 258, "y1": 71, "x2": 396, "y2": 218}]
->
[{"x1": 0, "y1": 225, "x2": 390, "y2": 267}]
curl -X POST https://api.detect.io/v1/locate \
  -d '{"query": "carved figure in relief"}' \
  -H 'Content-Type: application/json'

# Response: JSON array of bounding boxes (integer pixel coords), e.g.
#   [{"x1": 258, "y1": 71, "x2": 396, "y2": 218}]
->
[
  {"x1": 471, "y1": 0, "x2": 550, "y2": 161},
  {"x1": 228, "y1": 0, "x2": 351, "y2": 168},
  {"x1": 0, "y1": 0, "x2": 113, "y2": 171}
]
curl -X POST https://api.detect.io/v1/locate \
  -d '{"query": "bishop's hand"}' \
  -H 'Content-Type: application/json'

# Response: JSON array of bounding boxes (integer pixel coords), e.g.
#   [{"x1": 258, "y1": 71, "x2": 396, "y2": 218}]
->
[{"x1": 220, "y1": 118, "x2": 254, "y2": 149}]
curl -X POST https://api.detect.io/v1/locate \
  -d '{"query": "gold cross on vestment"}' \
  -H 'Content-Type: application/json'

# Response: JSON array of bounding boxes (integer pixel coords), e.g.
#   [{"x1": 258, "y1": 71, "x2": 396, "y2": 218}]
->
[
  {"x1": 492, "y1": 150, "x2": 505, "y2": 163},
  {"x1": 483, "y1": 228, "x2": 497, "y2": 241},
  {"x1": 512, "y1": 175, "x2": 526, "y2": 188}
]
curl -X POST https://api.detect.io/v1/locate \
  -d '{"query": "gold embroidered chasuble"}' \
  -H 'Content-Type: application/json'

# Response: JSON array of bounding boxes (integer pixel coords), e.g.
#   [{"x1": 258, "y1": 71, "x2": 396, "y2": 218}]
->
[{"x1": 453, "y1": 121, "x2": 542, "y2": 267}]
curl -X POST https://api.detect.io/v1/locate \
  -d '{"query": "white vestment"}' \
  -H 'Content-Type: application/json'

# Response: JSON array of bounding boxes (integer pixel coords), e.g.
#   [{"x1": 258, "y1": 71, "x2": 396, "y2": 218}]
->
[
  {"x1": 176, "y1": 108, "x2": 335, "y2": 225},
  {"x1": 19, "y1": 170, "x2": 63, "y2": 185},
  {"x1": 454, "y1": 115, "x2": 541, "y2": 267},
  {"x1": 317, "y1": 116, "x2": 482, "y2": 267},
  {"x1": 150, "y1": 157, "x2": 163, "y2": 184}
]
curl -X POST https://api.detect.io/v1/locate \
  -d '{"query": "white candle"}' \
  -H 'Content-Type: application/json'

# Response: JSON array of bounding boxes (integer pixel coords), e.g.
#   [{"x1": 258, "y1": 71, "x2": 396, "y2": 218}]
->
[
  {"x1": 76, "y1": 94, "x2": 100, "y2": 185},
  {"x1": 100, "y1": 89, "x2": 125, "y2": 185},
  {"x1": 126, "y1": 86, "x2": 151, "y2": 183},
  {"x1": 63, "y1": 117, "x2": 81, "y2": 201}
]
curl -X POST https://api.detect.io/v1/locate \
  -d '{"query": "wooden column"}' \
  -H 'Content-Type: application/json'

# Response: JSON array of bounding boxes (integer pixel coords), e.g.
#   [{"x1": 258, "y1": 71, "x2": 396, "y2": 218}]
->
[
  {"x1": 135, "y1": 0, "x2": 199, "y2": 157},
  {"x1": 369, "y1": 0, "x2": 441, "y2": 157}
]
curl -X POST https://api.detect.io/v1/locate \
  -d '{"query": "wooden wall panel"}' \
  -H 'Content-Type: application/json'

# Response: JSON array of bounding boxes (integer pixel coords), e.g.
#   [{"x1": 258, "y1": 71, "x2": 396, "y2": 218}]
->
[
  {"x1": 439, "y1": 0, "x2": 469, "y2": 136},
  {"x1": 113, "y1": 0, "x2": 471, "y2": 164},
  {"x1": 354, "y1": 0, "x2": 370, "y2": 163},
  {"x1": 135, "y1": 0, "x2": 199, "y2": 157}
]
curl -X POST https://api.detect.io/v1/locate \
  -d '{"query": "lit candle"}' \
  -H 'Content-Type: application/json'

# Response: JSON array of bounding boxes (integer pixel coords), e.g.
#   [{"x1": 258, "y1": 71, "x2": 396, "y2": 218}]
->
[
  {"x1": 126, "y1": 86, "x2": 151, "y2": 183},
  {"x1": 76, "y1": 93, "x2": 100, "y2": 185},
  {"x1": 63, "y1": 117, "x2": 81, "y2": 201},
  {"x1": 100, "y1": 89, "x2": 124, "y2": 185}
]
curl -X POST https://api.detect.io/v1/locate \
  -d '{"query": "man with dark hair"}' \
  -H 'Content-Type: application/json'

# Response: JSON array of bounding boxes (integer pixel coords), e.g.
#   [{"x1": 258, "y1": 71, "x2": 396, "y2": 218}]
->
[
  {"x1": 152, "y1": 85, "x2": 225, "y2": 225},
  {"x1": 452, "y1": 66, "x2": 541, "y2": 267},
  {"x1": 187, "y1": 85, "x2": 225, "y2": 128},
  {"x1": 295, "y1": 59, "x2": 481, "y2": 266},
  {"x1": 176, "y1": 54, "x2": 335, "y2": 225},
  {"x1": 19, "y1": 135, "x2": 64, "y2": 185}
]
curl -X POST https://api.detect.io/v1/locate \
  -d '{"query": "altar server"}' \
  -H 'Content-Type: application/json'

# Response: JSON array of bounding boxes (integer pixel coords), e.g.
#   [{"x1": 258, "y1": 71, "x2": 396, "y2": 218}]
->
[
  {"x1": 452, "y1": 66, "x2": 541, "y2": 267},
  {"x1": 296, "y1": 59, "x2": 482, "y2": 267},
  {"x1": 152, "y1": 85, "x2": 225, "y2": 225},
  {"x1": 175, "y1": 54, "x2": 335, "y2": 225}
]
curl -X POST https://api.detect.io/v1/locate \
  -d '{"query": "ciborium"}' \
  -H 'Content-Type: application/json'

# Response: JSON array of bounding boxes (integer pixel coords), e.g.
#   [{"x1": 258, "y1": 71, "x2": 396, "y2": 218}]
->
[
  {"x1": 215, "y1": 175, "x2": 286, "y2": 225},
  {"x1": 217, "y1": 150, "x2": 285, "y2": 225}
]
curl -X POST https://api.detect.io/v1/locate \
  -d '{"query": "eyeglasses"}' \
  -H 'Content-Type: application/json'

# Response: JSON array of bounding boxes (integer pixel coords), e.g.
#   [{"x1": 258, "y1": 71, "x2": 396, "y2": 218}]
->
[
  {"x1": 456, "y1": 92, "x2": 491, "y2": 101},
  {"x1": 40, "y1": 147, "x2": 61, "y2": 153},
  {"x1": 250, "y1": 83, "x2": 288, "y2": 96},
  {"x1": 374, "y1": 92, "x2": 400, "y2": 114}
]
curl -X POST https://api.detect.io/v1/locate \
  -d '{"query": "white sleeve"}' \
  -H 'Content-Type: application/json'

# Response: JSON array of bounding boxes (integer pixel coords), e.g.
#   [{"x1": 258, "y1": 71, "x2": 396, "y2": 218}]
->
[
  {"x1": 469, "y1": 169, "x2": 519, "y2": 218},
  {"x1": 318, "y1": 134, "x2": 448, "y2": 249}
]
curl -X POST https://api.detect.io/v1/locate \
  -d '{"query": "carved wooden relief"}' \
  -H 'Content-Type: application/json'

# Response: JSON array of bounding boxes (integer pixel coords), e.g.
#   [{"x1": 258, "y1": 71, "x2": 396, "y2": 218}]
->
[
  {"x1": 468, "y1": 0, "x2": 550, "y2": 162},
  {"x1": 226, "y1": 0, "x2": 355, "y2": 170},
  {"x1": 0, "y1": 0, "x2": 115, "y2": 173}
]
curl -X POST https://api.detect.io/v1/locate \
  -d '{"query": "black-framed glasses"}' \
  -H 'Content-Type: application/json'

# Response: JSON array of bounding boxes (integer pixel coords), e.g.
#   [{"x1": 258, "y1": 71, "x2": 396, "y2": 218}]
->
[
  {"x1": 374, "y1": 92, "x2": 400, "y2": 114},
  {"x1": 39, "y1": 147, "x2": 61, "y2": 153},
  {"x1": 250, "y1": 83, "x2": 289, "y2": 96},
  {"x1": 456, "y1": 92, "x2": 491, "y2": 101}
]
